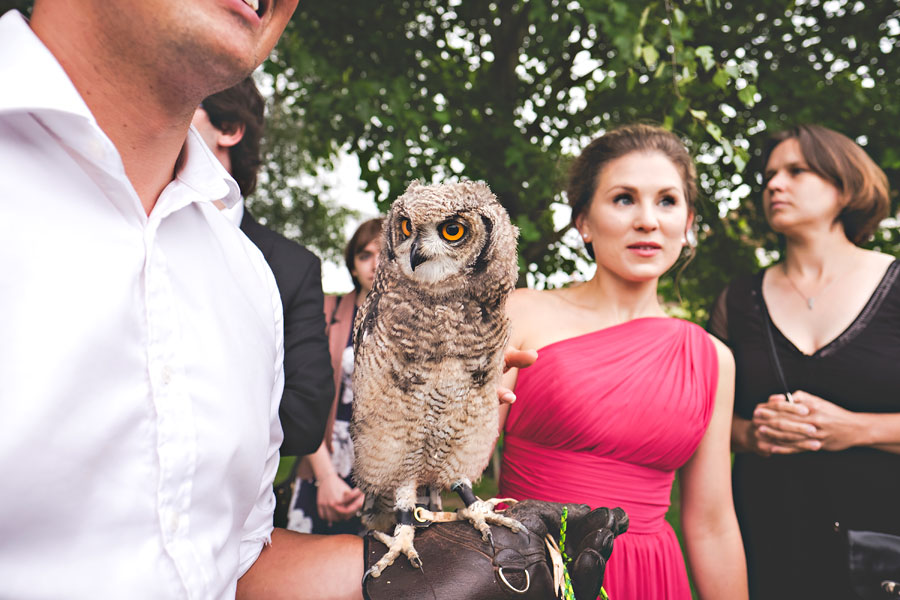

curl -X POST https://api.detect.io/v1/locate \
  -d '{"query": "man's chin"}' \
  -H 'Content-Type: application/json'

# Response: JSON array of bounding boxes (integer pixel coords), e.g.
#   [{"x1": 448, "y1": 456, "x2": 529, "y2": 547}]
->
[{"x1": 178, "y1": 47, "x2": 260, "y2": 100}]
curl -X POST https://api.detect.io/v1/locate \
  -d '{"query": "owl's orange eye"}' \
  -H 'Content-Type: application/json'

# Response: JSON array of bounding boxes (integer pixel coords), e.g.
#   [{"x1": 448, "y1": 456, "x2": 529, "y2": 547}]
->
[
  {"x1": 439, "y1": 221, "x2": 466, "y2": 242},
  {"x1": 400, "y1": 218, "x2": 412, "y2": 238}
]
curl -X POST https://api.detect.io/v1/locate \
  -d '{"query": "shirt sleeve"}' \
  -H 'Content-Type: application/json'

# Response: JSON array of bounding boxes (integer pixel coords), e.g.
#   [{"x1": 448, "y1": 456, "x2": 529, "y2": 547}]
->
[
  {"x1": 237, "y1": 263, "x2": 285, "y2": 578},
  {"x1": 706, "y1": 285, "x2": 730, "y2": 345},
  {"x1": 277, "y1": 252, "x2": 335, "y2": 456}
]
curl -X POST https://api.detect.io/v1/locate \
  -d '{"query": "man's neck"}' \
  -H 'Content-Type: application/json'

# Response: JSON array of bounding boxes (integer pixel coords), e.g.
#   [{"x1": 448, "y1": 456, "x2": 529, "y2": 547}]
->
[{"x1": 31, "y1": 5, "x2": 201, "y2": 216}]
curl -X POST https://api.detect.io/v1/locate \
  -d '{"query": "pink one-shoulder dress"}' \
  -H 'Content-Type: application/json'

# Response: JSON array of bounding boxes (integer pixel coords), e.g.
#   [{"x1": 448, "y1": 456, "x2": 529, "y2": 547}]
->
[{"x1": 499, "y1": 317, "x2": 718, "y2": 600}]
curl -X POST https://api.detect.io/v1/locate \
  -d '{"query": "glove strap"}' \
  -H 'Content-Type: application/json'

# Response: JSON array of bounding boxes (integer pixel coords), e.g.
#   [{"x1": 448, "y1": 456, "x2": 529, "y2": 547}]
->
[{"x1": 410, "y1": 497, "x2": 521, "y2": 528}]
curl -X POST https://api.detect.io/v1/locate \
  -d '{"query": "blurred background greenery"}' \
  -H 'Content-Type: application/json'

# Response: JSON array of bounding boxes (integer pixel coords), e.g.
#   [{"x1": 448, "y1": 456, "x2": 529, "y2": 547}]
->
[{"x1": 6, "y1": 0, "x2": 896, "y2": 315}]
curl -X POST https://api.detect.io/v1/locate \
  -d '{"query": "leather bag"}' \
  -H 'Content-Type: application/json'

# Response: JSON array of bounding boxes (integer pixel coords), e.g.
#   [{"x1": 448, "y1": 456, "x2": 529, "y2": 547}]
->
[{"x1": 839, "y1": 526, "x2": 900, "y2": 600}]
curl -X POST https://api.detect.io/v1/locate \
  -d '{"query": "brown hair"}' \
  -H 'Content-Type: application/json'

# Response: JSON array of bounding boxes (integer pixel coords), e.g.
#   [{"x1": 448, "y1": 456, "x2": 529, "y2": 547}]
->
[
  {"x1": 567, "y1": 124, "x2": 697, "y2": 259},
  {"x1": 344, "y1": 217, "x2": 384, "y2": 291},
  {"x1": 763, "y1": 124, "x2": 890, "y2": 245},
  {"x1": 200, "y1": 77, "x2": 265, "y2": 197}
]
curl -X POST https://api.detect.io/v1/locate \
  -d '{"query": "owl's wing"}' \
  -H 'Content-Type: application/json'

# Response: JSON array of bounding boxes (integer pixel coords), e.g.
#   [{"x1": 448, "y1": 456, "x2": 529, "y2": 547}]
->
[{"x1": 352, "y1": 285, "x2": 381, "y2": 354}]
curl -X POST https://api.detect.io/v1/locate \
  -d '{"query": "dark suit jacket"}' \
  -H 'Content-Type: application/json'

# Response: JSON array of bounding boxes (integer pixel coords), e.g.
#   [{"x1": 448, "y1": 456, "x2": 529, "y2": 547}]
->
[{"x1": 240, "y1": 210, "x2": 334, "y2": 456}]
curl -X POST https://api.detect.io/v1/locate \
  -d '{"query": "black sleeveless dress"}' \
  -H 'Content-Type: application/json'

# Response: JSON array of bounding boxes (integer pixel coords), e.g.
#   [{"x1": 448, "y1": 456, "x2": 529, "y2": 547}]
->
[{"x1": 708, "y1": 260, "x2": 900, "y2": 600}]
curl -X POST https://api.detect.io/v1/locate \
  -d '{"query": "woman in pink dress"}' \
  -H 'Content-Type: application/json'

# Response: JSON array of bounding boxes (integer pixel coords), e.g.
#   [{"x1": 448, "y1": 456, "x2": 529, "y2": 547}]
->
[{"x1": 499, "y1": 124, "x2": 747, "y2": 599}]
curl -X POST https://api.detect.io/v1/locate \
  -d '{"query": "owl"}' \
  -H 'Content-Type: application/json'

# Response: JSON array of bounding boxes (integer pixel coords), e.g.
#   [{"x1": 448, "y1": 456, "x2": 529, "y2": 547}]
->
[{"x1": 351, "y1": 180, "x2": 521, "y2": 578}]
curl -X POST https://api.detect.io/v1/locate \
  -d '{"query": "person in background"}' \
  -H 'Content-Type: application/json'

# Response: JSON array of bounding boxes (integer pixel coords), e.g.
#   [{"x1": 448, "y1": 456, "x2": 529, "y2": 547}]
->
[
  {"x1": 708, "y1": 124, "x2": 900, "y2": 599},
  {"x1": 193, "y1": 77, "x2": 334, "y2": 457},
  {"x1": 499, "y1": 124, "x2": 748, "y2": 600},
  {"x1": 287, "y1": 218, "x2": 383, "y2": 534}
]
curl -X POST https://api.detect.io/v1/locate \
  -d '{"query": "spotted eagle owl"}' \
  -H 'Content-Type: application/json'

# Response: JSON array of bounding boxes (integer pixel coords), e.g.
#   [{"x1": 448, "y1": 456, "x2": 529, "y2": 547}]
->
[{"x1": 351, "y1": 180, "x2": 521, "y2": 577}]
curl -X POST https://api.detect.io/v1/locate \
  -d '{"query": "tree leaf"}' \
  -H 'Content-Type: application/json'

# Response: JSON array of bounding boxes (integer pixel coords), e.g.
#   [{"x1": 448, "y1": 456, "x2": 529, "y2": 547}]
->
[
  {"x1": 704, "y1": 120, "x2": 723, "y2": 142},
  {"x1": 642, "y1": 45, "x2": 660, "y2": 70},
  {"x1": 737, "y1": 84, "x2": 757, "y2": 108},
  {"x1": 712, "y1": 67, "x2": 730, "y2": 89},
  {"x1": 688, "y1": 108, "x2": 708, "y2": 120},
  {"x1": 696, "y1": 45, "x2": 715, "y2": 71}
]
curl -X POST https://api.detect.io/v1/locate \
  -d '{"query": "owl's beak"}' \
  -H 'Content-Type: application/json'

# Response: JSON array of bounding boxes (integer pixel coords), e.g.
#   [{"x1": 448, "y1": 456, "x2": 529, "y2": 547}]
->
[{"x1": 409, "y1": 237, "x2": 428, "y2": 271}]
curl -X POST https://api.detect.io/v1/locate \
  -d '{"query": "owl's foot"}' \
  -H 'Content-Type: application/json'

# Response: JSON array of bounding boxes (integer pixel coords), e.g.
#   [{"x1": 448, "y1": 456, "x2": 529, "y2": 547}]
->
[
  {"x1": 457, "y1": 497, "x2": 526, "y2": 543},
  {"x1": 365, "y1": 523, "x2": 421, "y2": 579}
]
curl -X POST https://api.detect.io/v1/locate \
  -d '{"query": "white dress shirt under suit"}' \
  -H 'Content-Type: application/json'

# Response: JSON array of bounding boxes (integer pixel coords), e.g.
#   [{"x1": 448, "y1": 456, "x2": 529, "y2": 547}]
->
[{"x1": 0, "y1": 11, "x2": 285, "y2": 599}]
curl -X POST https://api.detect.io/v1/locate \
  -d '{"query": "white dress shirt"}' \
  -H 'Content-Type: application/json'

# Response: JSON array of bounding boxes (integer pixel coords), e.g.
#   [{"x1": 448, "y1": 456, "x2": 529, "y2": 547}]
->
[{"x1": 0, "y1": 11, "x2": 285, "y2": 599}]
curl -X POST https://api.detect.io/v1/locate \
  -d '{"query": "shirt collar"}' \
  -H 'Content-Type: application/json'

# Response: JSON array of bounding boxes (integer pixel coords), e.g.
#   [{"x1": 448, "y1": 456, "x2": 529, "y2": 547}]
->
[
  {"x1": 177, "y1": 127, "x2": 242, "y2": 209},
  {"x1": 0, "y1": 11, "x2": 96, "y2": 123},
  {"x1": 0, "y1": 10, "x2": 240, "y2": 211}
]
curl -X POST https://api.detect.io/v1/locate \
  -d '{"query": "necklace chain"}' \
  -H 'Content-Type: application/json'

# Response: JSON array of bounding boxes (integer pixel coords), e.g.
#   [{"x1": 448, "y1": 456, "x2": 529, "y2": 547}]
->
[{"x1": 780, "y1": 263, "x2": 843, "y2": 310}]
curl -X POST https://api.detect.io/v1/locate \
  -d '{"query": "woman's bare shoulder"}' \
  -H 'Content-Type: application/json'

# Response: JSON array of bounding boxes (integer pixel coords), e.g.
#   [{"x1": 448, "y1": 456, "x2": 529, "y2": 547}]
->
[
  {"x1": 506, "y1": 288, "x2": 569, "y2": 346},
  {"x1": 861, "y1": 249, "x2": 896, "y2": 268},
  {"x1": 507, "y1": 287, "x2": 570, "y2": 316}
]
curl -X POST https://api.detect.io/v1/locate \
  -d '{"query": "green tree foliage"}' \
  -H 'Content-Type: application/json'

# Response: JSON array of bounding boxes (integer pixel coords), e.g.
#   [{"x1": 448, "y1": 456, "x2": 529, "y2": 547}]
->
[
  {"x1": 266, "y1": 0, "x2": 899, "y2": 319},
  {"x1": 248, "y1": 90, "x2": 357, "y2": 263},
  {"x1": 0, "y1": 1, "x2": 30, "y2": 16}
]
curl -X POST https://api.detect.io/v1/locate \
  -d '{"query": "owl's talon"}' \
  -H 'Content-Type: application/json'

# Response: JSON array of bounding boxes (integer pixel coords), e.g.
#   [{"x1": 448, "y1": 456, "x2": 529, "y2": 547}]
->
[
  {"x1": 369, "y1": 523, "x2": 420, "y2": 574},
  {"x1": 459, "y1": 499, "x2": 525, "y2": 544},
  {"x1": 362, "y1": 566, "x2": 379, "y2": 586}
]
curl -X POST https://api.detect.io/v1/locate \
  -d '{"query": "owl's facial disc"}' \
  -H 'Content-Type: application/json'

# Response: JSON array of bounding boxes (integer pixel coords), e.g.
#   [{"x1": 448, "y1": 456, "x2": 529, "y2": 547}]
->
[{"x1": 406, "y1": 252, "x2": 461, "y2": 285}]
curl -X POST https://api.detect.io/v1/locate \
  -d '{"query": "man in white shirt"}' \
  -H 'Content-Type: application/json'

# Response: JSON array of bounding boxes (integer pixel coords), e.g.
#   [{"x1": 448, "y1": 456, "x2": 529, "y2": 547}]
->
[
  {"x1": 0, "y1": 1, "x2": 364, "y2": 598},
  {"x1": 0, "y1": 2, "x2": 624, "y2": 599}
]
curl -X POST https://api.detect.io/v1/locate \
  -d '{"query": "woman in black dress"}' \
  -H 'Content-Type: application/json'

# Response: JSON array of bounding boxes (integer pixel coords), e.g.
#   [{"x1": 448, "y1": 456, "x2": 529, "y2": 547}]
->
[{"x1": 708, "y1": 124, "x2": 900, "y2": 599}]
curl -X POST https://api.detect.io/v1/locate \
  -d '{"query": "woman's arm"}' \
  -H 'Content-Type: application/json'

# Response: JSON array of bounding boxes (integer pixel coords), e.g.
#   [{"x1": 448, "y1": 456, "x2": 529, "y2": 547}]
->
[{"x1": 680, "y1": 337, "x2": 748, "y2": 600}]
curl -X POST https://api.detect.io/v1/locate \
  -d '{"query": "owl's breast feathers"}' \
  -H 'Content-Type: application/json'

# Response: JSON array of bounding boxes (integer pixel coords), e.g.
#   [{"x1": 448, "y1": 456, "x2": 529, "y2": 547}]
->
[
  {"x1": 351, "y1": 280, "x2": 509, "y2": 491},
  {"x1": 395, "y1": 285, "x2": 503, "y2": 351}
]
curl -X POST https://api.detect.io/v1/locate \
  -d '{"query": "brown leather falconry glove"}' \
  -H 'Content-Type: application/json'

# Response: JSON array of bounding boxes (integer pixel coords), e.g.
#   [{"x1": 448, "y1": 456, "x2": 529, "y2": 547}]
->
[{"x1": 362, "y1": 499, "x2": 628, "y2": 600}]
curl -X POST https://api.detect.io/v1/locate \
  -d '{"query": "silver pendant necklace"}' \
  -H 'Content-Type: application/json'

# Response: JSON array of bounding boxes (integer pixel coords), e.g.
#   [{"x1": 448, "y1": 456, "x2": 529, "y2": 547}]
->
[{"x1": 781, "y1": 263, "x2": 841, "y2": 310}]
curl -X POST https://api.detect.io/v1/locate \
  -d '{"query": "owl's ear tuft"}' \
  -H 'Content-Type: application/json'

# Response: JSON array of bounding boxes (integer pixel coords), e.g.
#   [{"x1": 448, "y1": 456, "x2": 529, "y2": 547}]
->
[{"x1": 470, "y1": 214, "x2": 494, "y2": 274}]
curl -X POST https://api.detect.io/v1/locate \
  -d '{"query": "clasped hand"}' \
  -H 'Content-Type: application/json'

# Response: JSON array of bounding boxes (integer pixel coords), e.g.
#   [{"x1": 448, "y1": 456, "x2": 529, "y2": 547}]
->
[
  {"x1": 750, "y1": 390, "x2": 860, "y2": 455},
  {"x1": 316, "y1": 473, "x2": 365, "y2": 525}
]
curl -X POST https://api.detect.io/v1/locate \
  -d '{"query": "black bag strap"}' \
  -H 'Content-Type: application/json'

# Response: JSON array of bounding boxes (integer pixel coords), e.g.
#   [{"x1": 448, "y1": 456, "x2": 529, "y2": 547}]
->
[{"x1": 756, "y1": 279, "x2": 795, "y2": 403}]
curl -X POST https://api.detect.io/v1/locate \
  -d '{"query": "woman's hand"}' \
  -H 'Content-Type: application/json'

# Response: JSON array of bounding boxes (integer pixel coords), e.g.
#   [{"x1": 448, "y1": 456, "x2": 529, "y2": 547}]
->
[
  {"x1": 748, "y1": 394, "x2": 823, "y2": 455},
  {"x1": 316, "y1": 473, "x2": 365, "y2": 525},
  {"x1": 497, "y1": 348, "x2": 538, "y2": 405},
  {"x1": 788, "y1": 390, "x2": 866, "y2": 451}
]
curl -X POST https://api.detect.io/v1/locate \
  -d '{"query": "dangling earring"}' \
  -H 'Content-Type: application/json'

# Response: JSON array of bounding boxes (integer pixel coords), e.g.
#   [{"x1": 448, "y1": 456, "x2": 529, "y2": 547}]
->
[{"x1": 685, "y1": 229, "x2": 697, "y2": 249}]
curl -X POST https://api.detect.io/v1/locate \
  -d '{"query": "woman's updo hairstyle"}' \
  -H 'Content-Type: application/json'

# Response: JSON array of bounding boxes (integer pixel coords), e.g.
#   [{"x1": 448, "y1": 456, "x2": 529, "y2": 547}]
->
[{"x1": 567, "y1": 124, "x2": 697, "y2": 259}]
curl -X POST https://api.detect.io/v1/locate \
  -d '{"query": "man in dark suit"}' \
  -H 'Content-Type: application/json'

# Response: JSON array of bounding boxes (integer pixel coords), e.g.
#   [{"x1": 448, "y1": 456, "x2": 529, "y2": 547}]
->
[{"x1": 192, "y1": 77, "x2": 333, "y2": 457}]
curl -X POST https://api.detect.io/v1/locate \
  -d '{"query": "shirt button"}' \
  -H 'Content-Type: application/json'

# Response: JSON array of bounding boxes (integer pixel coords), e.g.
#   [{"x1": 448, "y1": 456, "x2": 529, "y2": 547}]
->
[
  {"x1": 163, "y1": 509, "x2": 179, "y2": 535},
  {"x1": 161, "y1": 366, "x2": 173, "y2": 386}
]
